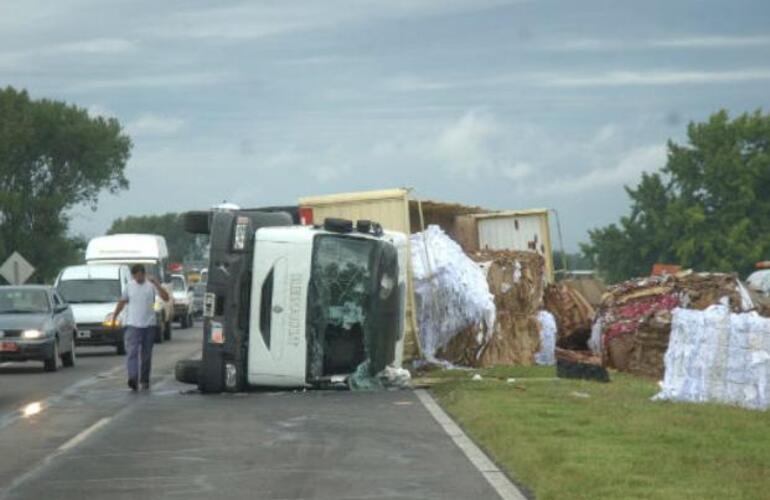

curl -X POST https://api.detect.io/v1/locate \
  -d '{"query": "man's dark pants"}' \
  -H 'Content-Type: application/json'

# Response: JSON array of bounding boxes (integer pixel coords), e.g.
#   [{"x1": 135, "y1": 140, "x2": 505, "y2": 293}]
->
[{"x1": 125, "y1": 326, "x2": 155, "y2": 384}]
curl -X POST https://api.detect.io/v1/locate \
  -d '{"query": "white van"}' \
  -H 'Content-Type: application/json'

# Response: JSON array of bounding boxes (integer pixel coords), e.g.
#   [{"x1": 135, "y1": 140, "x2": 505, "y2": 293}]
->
[
  {"x1": 55, "y1": 264, "x2": 130, "y2": 355},
  {"x1": 85, "y1": 234, "x2": 175, "y2": 343}
]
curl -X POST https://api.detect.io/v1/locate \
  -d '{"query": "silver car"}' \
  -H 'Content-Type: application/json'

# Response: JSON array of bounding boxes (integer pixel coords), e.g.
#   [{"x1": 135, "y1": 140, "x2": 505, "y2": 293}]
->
[{"x1": 0, "y1": 285, "x2": 77, "y2": 371}]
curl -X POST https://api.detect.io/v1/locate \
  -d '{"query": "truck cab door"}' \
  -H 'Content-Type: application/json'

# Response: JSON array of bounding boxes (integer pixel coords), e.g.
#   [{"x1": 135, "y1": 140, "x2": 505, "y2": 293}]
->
[{"x1": 247, "y1": 240, "x2": 309, "y2": 387}]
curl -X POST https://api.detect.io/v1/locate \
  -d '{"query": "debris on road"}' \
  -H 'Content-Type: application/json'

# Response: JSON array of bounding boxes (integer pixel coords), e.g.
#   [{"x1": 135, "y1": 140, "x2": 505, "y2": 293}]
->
[
  {"x1": 410, "y1": 225, "x2": 496, "y2": 363},
  {"x1": 594, "y1": 272, "x2": 755, "y2": 378},
  {"x1": 534, "y1": 310, "x2": 557, "y2": 365},
  {"x1": 654, "y1": 305, "x2": 770, "y2": 410},
  {"x1": 439, "y1": 250, "x2": 545, "y2": 367},
  {"x1": 556, "y1": 347, "x2": 609, "y2": 382},
  {"x1": 544, "y1": 282, "x2": 595, "y2": 350}
]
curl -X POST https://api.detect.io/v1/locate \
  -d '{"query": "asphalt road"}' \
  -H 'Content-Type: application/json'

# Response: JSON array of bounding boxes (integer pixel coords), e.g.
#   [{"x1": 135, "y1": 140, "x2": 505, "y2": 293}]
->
[{"x1": 0, "y1": 324, "x2": 507, "y2": 500}]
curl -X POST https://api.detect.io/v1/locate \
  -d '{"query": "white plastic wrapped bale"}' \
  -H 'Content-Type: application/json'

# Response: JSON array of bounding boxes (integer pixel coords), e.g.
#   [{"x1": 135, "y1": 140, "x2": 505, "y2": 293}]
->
[
  {"x1": 654, "y1": 305, "x2": 770, "y2": 410},
  {"x1": 410, "y1": 225, "x2": 496, "y2": 361},
  {"x1": 534, "y1": 310, "x2": 557, "y2": 365}
]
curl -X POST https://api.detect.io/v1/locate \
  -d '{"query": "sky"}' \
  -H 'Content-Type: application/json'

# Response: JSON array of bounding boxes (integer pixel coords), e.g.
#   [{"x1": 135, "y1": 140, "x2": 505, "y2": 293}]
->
[{"x1": 2, "y1": 0, "x2": 769, "y2": 250}]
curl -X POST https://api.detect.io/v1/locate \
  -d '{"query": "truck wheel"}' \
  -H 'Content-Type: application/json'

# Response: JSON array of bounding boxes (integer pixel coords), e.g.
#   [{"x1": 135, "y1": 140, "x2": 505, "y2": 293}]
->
[
  {"x1": 164, "y1": 320, "x2": 173, "y2": 340},
  {"x1": 175, "y1": 359, "x2": 201, "y2": 385},
  {"x1": 44, "y1": 338, "x2": 62, "y2": 372},
  {"x1": 183, "y1": 211, "x2": 211, "y2": 235},
  {"x1": 62, "y1": 337, "x2": 76, "y2": 367}
]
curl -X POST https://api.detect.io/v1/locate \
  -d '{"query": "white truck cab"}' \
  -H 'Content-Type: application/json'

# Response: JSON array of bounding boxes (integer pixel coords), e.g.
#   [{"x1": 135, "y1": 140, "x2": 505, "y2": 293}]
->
[
  {"x1": 85, "y1": 234, "x2": 175, "y2": 343},
  {"x1": 176, "y1": 209, "x2": 406, "y2": 392}
]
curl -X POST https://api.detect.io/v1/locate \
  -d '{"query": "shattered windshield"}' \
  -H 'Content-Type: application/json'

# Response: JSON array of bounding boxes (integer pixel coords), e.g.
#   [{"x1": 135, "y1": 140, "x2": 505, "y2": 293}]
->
[
  {"x1": 306, "y1": 235, "x2": 400, "y2": 383},
  {"x1": 307, "y1": 235, "x2": 376, "y2": 379}
]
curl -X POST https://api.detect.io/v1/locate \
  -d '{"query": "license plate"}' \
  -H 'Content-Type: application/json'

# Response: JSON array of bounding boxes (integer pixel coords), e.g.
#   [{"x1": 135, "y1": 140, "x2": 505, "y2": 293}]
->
[
  {"x1": 77, "y1": 330, "x2": 92, "y2": 339},
  {"x1": 0, "y1": 342, "x2": 19, "y2": 352}
]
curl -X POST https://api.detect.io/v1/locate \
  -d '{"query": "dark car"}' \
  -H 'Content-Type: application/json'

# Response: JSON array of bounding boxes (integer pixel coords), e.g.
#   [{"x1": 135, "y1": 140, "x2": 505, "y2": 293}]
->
[{"x1": 0, "y1": 285, "x2": 77, "y2": 371}]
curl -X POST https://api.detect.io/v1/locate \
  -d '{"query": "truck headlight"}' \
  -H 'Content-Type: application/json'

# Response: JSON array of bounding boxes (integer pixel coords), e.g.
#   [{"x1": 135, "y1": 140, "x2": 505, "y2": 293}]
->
[
  {"x1": 233, "y1": 216, "x2": 249, "y2": 250},
  {"x1": 154, "y1": 301, "x2": 163, "y2": 312},
  {"x1": 22, "y1": 329, "x2": 44, "y2": 339}
]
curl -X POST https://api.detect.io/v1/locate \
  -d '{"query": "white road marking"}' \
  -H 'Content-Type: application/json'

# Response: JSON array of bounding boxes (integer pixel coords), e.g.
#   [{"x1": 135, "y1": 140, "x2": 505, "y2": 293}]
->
[
  {"x1": 414, "y1": 389, "x2": 528, "y2": 500},
  {"x1": 0, "y1": 416, "x2": 114, "y2": 500},
  {"x1": 57, "y1": 417, "x2": 111, "y2": 452}
]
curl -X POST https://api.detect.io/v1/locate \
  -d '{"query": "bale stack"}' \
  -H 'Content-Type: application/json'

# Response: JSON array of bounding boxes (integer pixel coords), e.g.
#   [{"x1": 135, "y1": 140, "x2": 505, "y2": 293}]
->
[
  {"x1": 544, "y1": 283, "x2": 596, "y2": 350},
  {"x1": 438, "y1": 250, "x2": 545, "y2": 366},
  {"x1": 596, "y1": 272, "x2": 754, "y2": 378}
]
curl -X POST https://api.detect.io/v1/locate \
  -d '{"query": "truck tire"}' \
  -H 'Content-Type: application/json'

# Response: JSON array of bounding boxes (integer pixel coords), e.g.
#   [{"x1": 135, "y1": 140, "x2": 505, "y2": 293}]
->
[
  {"x1": 183, "y1": 211, "x2": 211, "y2": 235},
  {"x1": 176, "y1": 359, "x2": 201, "y2": 385}
]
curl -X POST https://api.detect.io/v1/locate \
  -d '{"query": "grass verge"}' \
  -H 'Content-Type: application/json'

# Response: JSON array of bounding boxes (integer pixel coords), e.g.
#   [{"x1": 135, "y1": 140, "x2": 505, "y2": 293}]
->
[{"x1": 427, "y1": 366, "x2": 770, "y2": 500}]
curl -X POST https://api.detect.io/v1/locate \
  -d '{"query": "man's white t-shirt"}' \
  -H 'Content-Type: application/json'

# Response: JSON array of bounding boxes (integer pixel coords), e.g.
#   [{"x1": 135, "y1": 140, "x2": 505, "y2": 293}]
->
[{"x1": 122, "y1": 280, "x2": 157, "y2": 328}]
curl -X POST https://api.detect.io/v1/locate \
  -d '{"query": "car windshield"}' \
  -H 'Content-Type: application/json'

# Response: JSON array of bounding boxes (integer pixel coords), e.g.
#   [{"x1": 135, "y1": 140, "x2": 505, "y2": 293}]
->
[
  {"x1": 57, "y1": 280, "x2": 122, "y2": 303},
  {"x1": 0, "y1": 289, "x2": 50, "y2": 313},
  {"x1": 171, "y1": 277, "x2": 185, "y2": 291}
]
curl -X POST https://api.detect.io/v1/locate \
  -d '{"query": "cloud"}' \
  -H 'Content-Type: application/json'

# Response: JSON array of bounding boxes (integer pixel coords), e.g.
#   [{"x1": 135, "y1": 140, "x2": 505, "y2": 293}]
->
[
  {"x1": 536, "y1": 144, "x2": 666, "y2": 195},
  {"x1": 126, "y1": 114, "x2": 185, "y2": 137},
  {"x1": 383, "y1": 75, "x2": 457, "y2": 92},
  {"x1": 541, "y1": 69, "x2": 770, "y2": 87},
  {"x1": 68, "y1": 72, "x2": 228, "y2": 91},
  {"x1": 86, "y1": 104, "x2": 115, "y2": 119},
  {"x1": 651, "y1": 35, "x2": 770, "y2": 49},
  {"x1": 55, "y1": 38, "x2": 136, "y2": 54},
  {"x1": 145, "y1": 0, "x2": 522, "y2": 40},
  {"x1": 434, "y1": 110, "x2": 505, "y2": 178},
  {"x1": 500, "y1": 162, "x2": 534, "y2": 181},
  {"x1": 543, "y1": 35, "x2": 770, "y2": 52}
]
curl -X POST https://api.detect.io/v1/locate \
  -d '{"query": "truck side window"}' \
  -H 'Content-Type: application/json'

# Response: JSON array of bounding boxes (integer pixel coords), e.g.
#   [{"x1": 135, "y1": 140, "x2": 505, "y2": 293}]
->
[{"x1": 259, "y1": 269, "x2": 274, "y2": 348}]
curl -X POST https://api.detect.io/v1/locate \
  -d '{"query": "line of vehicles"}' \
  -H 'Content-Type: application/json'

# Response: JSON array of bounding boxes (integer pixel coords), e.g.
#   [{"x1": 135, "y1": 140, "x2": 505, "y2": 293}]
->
[
  {"x1": 0, "y1": 234, "x2": 205, "y2": 372},
  {"x1": 2, "y1": 203, "x2": 410, "y2": 390}
]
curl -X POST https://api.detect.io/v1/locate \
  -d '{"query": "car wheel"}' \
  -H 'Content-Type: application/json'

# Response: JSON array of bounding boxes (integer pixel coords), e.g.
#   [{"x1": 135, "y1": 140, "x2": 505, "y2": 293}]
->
[
  {"x1": 44, "y1": 338, "x2": 62, "y2": 372},
  {"x1": 62, "y1": 336, "x2": 76, "y2": 367}
]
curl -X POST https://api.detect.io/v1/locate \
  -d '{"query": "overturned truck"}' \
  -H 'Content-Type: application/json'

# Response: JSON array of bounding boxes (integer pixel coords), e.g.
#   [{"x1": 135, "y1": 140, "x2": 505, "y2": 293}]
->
[{"x1": 176, "y1": 208, "x2": 407, "y2": 392}]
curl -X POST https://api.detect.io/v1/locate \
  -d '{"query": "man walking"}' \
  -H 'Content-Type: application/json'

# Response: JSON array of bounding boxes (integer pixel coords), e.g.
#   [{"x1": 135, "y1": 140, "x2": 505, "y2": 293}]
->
[{"x1": 112, "y1": 264, "x2": 170, "y2": 391}]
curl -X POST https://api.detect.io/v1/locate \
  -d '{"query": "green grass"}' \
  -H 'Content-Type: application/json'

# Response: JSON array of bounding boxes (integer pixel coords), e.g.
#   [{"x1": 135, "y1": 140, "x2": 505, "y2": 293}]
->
[{"x1": 429, "y1": 366, "x2": 770, "y2": 500}]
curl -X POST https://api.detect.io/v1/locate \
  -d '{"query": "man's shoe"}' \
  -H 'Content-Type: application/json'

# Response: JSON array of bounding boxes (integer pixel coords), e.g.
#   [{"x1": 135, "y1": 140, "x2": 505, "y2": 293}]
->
[
  {"x1": 140, "y1": 382, "x2": 150, "y2": 391},
  {"x1": 128, "y1": 379, "x2": 138, "y2": 391}
]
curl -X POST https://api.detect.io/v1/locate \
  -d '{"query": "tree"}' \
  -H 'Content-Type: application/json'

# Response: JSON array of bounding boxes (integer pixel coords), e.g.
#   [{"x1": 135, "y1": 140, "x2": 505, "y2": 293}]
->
[
  {"x1": 582, "y1": 110, "x2": 770, "y2": 283},
  {"x1": 0, "y1": 87, "x2": 131, "y2": 281},
  {"x1": 107, "y1": 213, "x2": 208, "y2": 263}
]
